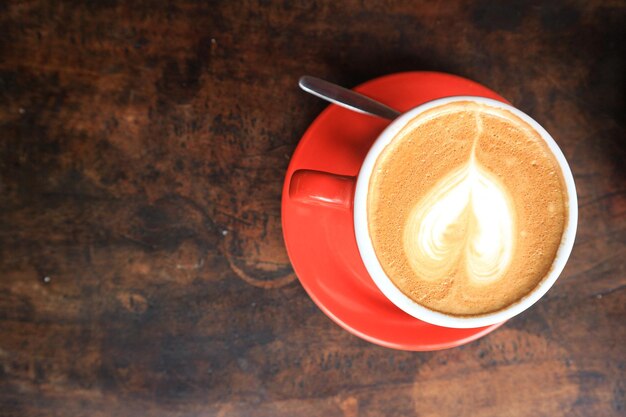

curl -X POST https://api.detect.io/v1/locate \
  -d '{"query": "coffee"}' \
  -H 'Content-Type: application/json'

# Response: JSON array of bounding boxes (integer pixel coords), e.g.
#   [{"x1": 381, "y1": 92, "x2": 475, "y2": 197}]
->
[{"x1": 367, "y1": 101, "x2": 568, "y2": 316}]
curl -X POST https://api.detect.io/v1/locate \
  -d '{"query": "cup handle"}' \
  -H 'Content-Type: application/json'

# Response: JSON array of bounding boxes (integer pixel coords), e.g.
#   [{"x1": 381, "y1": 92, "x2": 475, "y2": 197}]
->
[{"x1": 289, "y1": 169, "x2": 356, "y2": 209}]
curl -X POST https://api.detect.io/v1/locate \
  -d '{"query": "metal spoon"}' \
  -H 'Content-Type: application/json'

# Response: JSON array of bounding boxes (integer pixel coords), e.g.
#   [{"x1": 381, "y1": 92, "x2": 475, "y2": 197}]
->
[{"x1": 299, "y1": 76, "x2": 401, "y2": 120}]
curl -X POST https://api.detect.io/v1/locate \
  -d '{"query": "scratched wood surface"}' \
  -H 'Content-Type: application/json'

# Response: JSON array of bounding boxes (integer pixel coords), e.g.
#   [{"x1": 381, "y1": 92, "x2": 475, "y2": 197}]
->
[{"x1": 0, "y1": 1, "x2": 624, "y2": 416}]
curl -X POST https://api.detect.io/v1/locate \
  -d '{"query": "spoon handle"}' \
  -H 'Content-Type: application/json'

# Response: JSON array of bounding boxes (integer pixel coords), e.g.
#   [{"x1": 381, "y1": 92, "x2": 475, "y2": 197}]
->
[{"x1": 299, "y1": 76, "x2": 401, "y2": 120}]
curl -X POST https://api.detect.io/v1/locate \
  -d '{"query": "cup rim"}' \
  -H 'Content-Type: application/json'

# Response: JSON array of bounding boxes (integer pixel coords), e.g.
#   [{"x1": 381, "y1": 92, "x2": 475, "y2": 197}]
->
[{"x1": 353, "y1": 96, "x2": 578, "y2": 329}]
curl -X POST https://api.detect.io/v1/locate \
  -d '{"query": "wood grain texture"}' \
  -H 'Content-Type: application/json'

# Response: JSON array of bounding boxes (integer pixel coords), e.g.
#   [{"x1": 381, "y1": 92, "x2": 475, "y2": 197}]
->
[{"x1": 0, "y1": 1, "x2": 624, "y2": 416}]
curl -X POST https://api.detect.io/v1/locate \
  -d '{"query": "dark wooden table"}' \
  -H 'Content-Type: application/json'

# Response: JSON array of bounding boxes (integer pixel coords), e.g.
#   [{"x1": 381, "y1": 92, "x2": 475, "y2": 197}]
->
[{"x1": 1, "y1": 1, "x2": 624, "y2": 416}]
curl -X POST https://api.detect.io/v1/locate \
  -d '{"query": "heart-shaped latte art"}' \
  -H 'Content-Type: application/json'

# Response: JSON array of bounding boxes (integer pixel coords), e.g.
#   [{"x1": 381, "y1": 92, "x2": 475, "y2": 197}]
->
[{"x1": 403, "y1": 116, "x2": 516, "y2": 285}]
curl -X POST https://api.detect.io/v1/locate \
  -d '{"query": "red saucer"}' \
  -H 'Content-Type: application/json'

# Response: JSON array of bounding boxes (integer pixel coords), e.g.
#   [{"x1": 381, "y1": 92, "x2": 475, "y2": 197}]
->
[{"x1": 282, "y1": 72, "x2": 507, "y2": 350}]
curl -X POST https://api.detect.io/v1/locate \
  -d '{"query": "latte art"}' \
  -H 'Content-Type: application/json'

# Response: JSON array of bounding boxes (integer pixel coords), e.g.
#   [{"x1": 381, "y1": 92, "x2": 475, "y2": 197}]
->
[
  {"x1": 404, "y1": 143, "x2": 515, "y2": 286},
  {"x1": 368, "y1": 101, "x2": 568, "y2": 316}
]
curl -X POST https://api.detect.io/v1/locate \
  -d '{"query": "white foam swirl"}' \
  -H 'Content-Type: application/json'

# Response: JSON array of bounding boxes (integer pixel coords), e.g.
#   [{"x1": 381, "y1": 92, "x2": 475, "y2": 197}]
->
[{"x1": 403, "y1": 114, "x2": 516, "y2": 285}]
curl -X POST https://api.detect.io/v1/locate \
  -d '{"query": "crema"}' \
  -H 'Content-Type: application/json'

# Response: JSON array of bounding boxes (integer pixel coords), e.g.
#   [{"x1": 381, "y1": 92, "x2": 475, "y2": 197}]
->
[{"x1": 367, "y1": 101, "x2": 568, "y2": 316}]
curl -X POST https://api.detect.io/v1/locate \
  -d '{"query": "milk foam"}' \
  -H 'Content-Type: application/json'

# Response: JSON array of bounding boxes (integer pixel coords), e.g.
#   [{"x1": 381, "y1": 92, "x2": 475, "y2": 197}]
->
[
  {"x1": 367, "y1": 101, "x2": 568, "y2": 315},
  {"x1": 403, "y1": 113, "x2": 516, "y2": 285}
]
